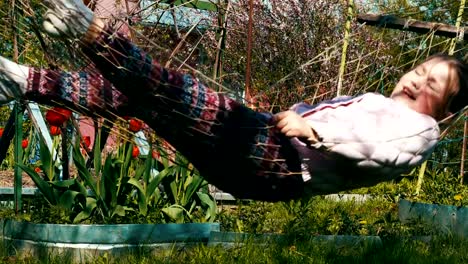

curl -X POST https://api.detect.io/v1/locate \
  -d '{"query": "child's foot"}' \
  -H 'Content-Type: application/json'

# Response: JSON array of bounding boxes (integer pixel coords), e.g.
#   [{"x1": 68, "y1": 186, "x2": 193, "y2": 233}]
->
[
  {"x1": 0, "y1": 56, "x2": 29, "y2": 104},
  {"x1": 42, "y1": 0, "x2": 94, "y2": 39}
]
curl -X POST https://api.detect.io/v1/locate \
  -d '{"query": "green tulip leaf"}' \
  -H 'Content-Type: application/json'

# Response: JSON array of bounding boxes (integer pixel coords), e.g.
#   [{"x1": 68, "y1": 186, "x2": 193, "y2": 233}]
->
[
  {"x1": 162, "y1": 206, "x2": 185, "y2": 223},
  {"x1": 128, "y1": 178, "x2": 148, "y2": 215},
  {"x1": 18, "y1": 164, "x2": 58, "y2": 205}
]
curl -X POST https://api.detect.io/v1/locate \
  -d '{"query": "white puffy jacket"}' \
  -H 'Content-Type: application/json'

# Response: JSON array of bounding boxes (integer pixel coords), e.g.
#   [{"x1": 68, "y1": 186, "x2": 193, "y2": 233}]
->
[{"x1": 289, "y1": 93, "x2": 440, "y2": 194}]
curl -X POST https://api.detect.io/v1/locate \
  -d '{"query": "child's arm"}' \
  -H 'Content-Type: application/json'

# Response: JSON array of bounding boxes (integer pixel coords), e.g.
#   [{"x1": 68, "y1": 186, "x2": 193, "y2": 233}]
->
[
  {"x1": 274, "y1": 110, "x2": 319, "y2": 143},
  {"x1": 289, "y1": 93, "x2": 440, "y2": 174}
]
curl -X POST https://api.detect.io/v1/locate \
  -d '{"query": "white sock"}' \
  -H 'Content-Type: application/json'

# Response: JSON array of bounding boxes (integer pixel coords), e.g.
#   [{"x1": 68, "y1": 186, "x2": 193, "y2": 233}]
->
[
  {"x1": 0, "y1": 56, "x2": 29, "y2": 104},
  {"x1": 42, "y1": 0, "x2": 94, "y2": 39}
]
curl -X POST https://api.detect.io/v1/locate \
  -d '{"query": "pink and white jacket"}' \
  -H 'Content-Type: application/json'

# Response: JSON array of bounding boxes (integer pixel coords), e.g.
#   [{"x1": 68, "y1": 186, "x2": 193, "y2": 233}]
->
[{"x1": 289, "y1": 93, "x2": 440, "y2": 195}]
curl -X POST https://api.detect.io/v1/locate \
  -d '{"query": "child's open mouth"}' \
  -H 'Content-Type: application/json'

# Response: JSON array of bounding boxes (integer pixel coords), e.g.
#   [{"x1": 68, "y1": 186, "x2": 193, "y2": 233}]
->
[{"x1": 403, "y1": 87, "x2": 416, "y2": 100}]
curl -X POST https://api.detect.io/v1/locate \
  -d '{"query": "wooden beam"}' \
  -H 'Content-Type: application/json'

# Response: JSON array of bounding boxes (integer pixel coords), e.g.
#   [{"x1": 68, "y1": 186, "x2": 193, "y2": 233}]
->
[
  {"x1": 159, "y1": 0, "x2": 222, "y2": 12},
  {"x1": 357, "y1": 14, "x2": 467, "y2": 40}
]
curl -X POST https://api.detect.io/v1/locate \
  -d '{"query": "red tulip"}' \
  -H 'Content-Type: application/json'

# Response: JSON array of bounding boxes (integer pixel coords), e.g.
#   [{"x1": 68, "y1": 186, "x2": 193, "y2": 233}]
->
[
  {"x1": 0, "y1": 128, "x2": 3, "y2": 138},
  {"x1": 83, "y1": 136, "x2": 91, "y2": 149},
  {"x1": 45, "y1": 107, "x2": 72, "y2": 126},
  {"x1": 128, "y1": 118, "x2": 143, "y2": 132},
  {"x1": 50, "y1": 125, "x2": 61, "y2": 136},
  {"x1": 132, "y1": 146, "x2": 140, "y2": 158},
  {"x1": 21, "y1": 139, "x2": 28, "y2": 149},
  {"x1": 152, "y1": 150, "x2": 160, "y2": 160},
  {"x1": 34, "y1": 167, "x2": 41, "y2": 173}
]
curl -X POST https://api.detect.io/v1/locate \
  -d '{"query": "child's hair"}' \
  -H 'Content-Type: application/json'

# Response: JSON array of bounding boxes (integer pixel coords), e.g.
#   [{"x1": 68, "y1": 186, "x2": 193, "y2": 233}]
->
[{"x1": 426, "y1": 53, "x2": 468, "y2": 115}]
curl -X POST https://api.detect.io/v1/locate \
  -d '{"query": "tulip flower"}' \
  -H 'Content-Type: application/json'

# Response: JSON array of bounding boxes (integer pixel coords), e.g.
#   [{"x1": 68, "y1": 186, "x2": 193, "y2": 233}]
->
[
  {"x1": 132, "y1": 146, "x2": 140, "y2": 158},
  {"x1": 21, "y1": 139, "x2": 28, "y2": 149},
  {"x1": 50, "y1": 125, "x2": 61, "y2": 136},
  {"x1": 128, "y1": 118, "x2": 143, "y2": 132},
  {"x1": 152, "y1": 150, "x2": 160, "y2": 160},
  {"x1": 0, "y1": 127, "x2": 3, "y2": 138},
  {"x1": 83, "y1": 136, "x2": 91, "y2": 149},
  {"x1": 45, "y1": 107, "x2": 72, "y2": 126}
]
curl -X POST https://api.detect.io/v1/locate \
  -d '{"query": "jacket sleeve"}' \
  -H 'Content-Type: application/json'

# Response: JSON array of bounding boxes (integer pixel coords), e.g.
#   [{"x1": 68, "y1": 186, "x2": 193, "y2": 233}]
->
[{"x1": 292, "y1": 93, "x2": 440, "y2": 175}]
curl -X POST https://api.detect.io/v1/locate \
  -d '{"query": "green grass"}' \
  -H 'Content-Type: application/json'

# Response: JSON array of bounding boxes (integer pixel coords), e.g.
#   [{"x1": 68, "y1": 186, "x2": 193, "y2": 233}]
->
[
  {"x1": 1, "y1": 196, "x2": 467, "y2": 263},
  {"x1": 217, "y1": 196, "x2": 431, "y2": 237},
  {"x1": 0, "y1": 172, "x2": 467, "y2": 263},
  {"x1": 0, "y1": 236, "x2": 466, "y2": 263}
]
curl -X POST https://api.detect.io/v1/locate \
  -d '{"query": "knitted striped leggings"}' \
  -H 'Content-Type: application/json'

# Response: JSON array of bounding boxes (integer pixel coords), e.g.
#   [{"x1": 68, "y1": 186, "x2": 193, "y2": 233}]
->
[{"x1": 24, "y1": 26, "x2": 304, "y2": 201}]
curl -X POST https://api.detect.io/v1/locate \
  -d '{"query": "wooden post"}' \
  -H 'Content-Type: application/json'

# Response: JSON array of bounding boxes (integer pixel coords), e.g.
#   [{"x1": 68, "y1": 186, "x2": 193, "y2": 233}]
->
[{"x1": 357, "y1": 14, "x2": 467, "y2": 40}]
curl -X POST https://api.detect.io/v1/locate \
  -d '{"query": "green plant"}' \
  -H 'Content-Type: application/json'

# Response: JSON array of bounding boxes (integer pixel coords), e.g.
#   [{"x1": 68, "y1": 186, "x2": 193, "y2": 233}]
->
[
  {"x1": 19, "y1": 123, "x2": 217, "y2": 224},
  {"x1": 19, "y1": 135, "x2": 89, "y2": 223},
  {"x1": 414, "y1": 166, "x2": 468, "y2": 206},
  {"x1": 158, "y1": 148, "x2": 217, "y2": 223}
]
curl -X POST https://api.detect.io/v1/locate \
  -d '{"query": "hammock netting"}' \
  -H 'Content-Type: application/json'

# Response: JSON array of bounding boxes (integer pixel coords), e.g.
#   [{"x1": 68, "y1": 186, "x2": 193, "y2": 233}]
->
[{"x1": 0, "y1": 0, "x2": 466, "y2": 182}]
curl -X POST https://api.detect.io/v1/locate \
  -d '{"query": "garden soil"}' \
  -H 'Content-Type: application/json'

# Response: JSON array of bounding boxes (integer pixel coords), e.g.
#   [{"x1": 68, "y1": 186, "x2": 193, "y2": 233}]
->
[{"x1": 0, "y1": 170, "x2": 35, "y2": 187}]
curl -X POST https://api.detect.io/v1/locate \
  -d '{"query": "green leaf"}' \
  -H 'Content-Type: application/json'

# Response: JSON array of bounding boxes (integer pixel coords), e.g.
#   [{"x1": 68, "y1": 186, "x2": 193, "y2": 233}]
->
[
  {"x1": 73, "y1": 211, "x2": 91, "y2": 224},
  {"x1": 58, "y1": 190, "x2": 81, "y2": 211},
  {"x1": 122, "y1": 141, "x2": 133, "y2": 175},
  {"x1": 183, "y1": 175, "x2": 204, "y2": 206},
  {"x1": 38, "y1": 134, "x2": 55, "y2": 181},
  {"x1": 93, "y1": 127, "x2": 102, "y2": 175},
  {"x1": 112, "y1": 205, "x2": 127, "y2": 217},
  {"x1": 51, "y1": 179, "x2": 77, "y2": 188},
  {"x1": 162, "y1": 206, "x2": 185, "y2": 223},
  {"x1": 73, "y1": 197, "x2": 97, "y2": 223},
  {"x1": 128, "y1": 178, "x2": 148, "y2": 215},
  {"x1": 169, "y1": 180, "x2": 179, "y2": 204},
  {"x1": 134, "y1": 161, "x2": 146, "y2": 181},
  {"x1": 102, "y1": 155, "x2": 116, "y2": 206},
  {"x1": 19, "y1": 164, "x2": 58, "y2": 205},
  {"x1": 147, "y1": 170, "x2": 167, "y2": 200},
  {"x1": 75, "y1": 178, "x2": 88, "y2": 197},
  {"x1": 143, "y1": 153, "x2": 153, "y2": 183},
  {"x1": 72, "y1": 138, "x2": 98, "y2": 196},
  {"x1": 197, "y1": 192, "x2": 217, "y2": 222}
]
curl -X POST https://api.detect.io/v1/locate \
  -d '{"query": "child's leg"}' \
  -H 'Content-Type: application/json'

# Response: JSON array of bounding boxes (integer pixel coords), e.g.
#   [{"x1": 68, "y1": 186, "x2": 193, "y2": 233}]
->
[
  {"x1": 80, "y1": 26, "x2": 305, "y2": 201},
  {"x1": 0, "y1": 54, "x2": 130, "y2": 116},
  {"x1": 0, "y1": 53, "x2": 304, "y2": 201},
  {"x1": 24, "y1": 67, "x2": 130, "y2": 118}
]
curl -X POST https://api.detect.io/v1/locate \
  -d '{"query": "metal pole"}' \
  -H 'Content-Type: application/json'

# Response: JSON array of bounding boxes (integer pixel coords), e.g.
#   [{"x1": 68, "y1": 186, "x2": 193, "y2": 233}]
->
[
  {"x1": 14, "y1": 102, "x2": 24, "y2": 213},
  {"x1": 212, "y1": 1, "x2": 229, "y2": 88},
  {"x1": 336, "y1": 0, "x2": 354, "y2": 97},
  {"x1": 451, "y1": 0, "x2": 466, "y2": 184},
  {"x1": 461, "y1": 114, "x2": 467, "y2": 184},
  {"x1": 11, "y1": 0, "x2": 23, "y2": 213}
]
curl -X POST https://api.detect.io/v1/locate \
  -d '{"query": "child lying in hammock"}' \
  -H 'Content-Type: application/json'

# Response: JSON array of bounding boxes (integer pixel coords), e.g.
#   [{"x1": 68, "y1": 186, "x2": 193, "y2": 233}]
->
[{"x1": 0, "y1": 0, "x2": 466, "y2": 201}]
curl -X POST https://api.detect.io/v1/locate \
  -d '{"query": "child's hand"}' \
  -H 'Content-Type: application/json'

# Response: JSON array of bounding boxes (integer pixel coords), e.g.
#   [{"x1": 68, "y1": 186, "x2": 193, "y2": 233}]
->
[{"x1": 274, "y1": 111, "x2": 319, "y2": 143}]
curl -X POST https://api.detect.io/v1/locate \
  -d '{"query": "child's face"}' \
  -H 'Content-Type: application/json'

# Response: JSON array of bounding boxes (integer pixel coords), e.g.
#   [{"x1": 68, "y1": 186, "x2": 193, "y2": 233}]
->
[{"x1": 391, "y1": 58, "x2": 459, "y2": 120}]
